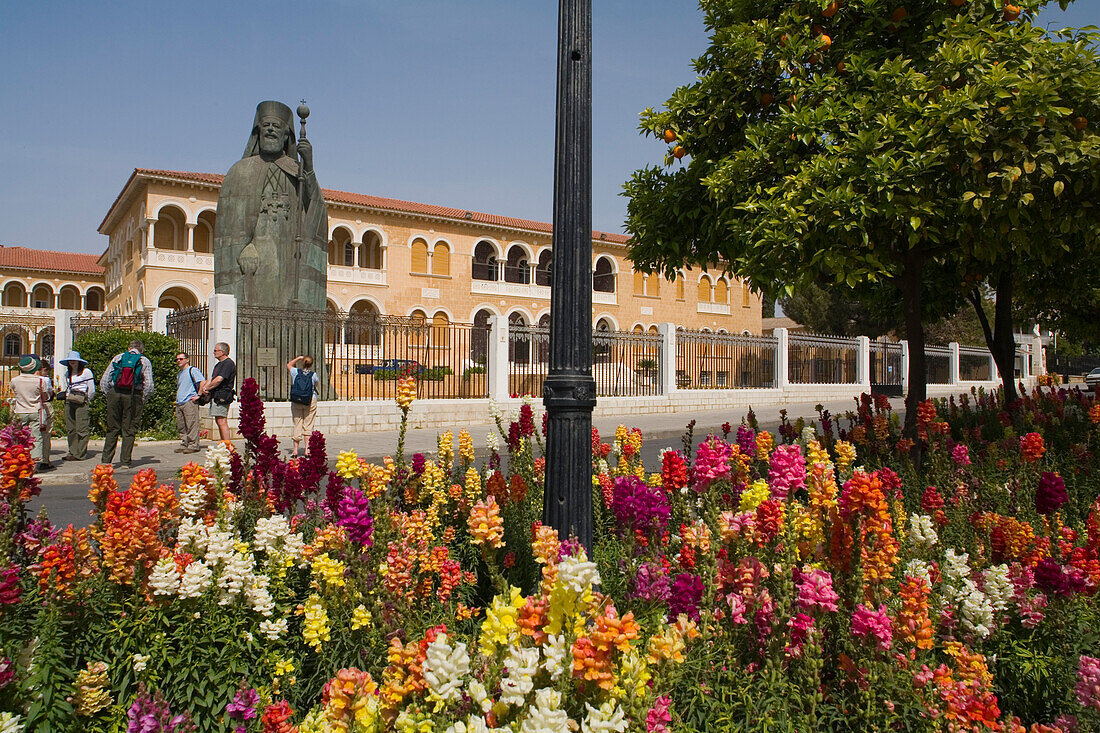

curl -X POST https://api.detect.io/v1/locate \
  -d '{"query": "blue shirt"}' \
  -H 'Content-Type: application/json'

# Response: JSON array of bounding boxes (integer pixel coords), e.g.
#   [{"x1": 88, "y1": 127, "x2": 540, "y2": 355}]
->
[
  {"x1": 176, "y1": 366, "x2": 204, "y2": 405},
  {"x1": 289, "y1": 366, "x2": 319, "y2": 399}
]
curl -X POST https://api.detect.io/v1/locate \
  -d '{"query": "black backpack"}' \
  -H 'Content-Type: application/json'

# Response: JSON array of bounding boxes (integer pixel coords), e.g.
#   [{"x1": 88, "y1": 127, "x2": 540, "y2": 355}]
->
[{"x1": 289, "y1": 369, "x2": 315, "y2": 405}]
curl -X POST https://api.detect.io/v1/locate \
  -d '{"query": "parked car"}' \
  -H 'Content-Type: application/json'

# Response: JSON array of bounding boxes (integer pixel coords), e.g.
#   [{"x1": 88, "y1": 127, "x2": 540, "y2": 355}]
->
[
  {"x1": 355, "y1": 359, "x2": 423, "y2": 376},
  {"x1": 1086, "y1": 367, "x2": 1100, "y2": 388}
]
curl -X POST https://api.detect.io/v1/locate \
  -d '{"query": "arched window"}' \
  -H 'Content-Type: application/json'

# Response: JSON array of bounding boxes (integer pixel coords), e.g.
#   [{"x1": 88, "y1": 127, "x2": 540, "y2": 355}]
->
[
  {"x1": 742, "y1": 282, "x2": 752, "y2": 307},
  {"x1": 410, "y1": 238, "x2": 429, "y2": 274},
  {"x1": 154, "y1": 206, "x2": 186, "y2": 250},
  {"x1": 633, "y1": 270, "x2": 646, "y2": 295},
  {"x1": 332, "y1": 228, "x2": 354, "y2": 267},
  {"x1": 715, "y1": 279, "x2": 729, "y2": 305},
  {"x1": 194, "y1": 211, "x2": 216, "y2": 253},
  {"x1": 432, "y1": 243, "x2": 451, "y2": 277},
  {"x1": 594, "y1": 318, "x2": 613, "y2": 363},
  {"x1": 472, "y1": 241, "x2": 497, "y2": 281},
  {"x1": 362, "y1": 232, "x2": 383, "y2": 269},
  {"x1": 697, "y1": 275, "x2": 713, "y2": 303},
  {"x1": 57, "y1": 286, "x2": 81, "y2": 310},
  {"x1": 431, "y1": 311, "x2": 450, "y2": 343},
  {"x1": 633, "y1": 270, "x2": 661, "y2": 297},
  {"x1": 2, "y1": 282, "x2": 27, "y2": 307},
  {"x1": 504, "y1": 245, "x2": 529, "y2": 284},
  {"x1": 3, "y1": 332, "x2": 21, "y2": 358},
  {"x1": 410, "y1": 309, "x2": 428, "y2": 347},
  {"x1": 32, "y1": 284, "x2": 54, "y2": 309},
  {"x1": 536, "y1": 313, "x2": 550, "y2": 361},
  {"x1": 347, "y1": 300, "x2": 381, "y2": 346},
  {"x1": 675, "y1": 273, "x2": 685, "y2": 300},
  {"x1": 471, "y1": 308, "x2": 493, "y2": 363},
  {"x1": 593, "y1": 257, "x2": 615, "y2": 293},
  {"x1": 38, "y1": 329, "x2": 54, "y2": 358},
  {"x1": 84, "y1": 288, "x2": 105, "y2": 311},
  {"x1": 508, "y1": 312, "x2": 529, "y2": 363},
  {"x1": 535, "y1": 250, "x2": 552, "y2": 286}
]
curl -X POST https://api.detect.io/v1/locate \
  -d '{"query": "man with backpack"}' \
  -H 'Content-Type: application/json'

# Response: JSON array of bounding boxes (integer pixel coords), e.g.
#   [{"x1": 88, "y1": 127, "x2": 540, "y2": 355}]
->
[
  {"x1": 286, "y1": 354, "x2": 320, "y2": 457},
  {"x1": 99, "y1": 340, "x2": 155, "y2": 468},
  {"x1": 200, "y1": 342, "x2": 236, "y2": 442},
  {"x1": 174, "y1": 352, "x2": 205, "y2": 454}
]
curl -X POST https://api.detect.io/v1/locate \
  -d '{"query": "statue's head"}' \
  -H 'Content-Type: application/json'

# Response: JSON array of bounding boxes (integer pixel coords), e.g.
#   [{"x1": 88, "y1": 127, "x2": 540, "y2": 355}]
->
[{"x1": 242, "y1": 101, "x2": 296, "y2": 159}]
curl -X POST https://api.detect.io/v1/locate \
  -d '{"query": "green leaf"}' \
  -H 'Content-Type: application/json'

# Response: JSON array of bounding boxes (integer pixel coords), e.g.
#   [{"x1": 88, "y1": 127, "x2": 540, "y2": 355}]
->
[{"x1": 1053, "y1": 180, "x2": 1065, "y2": 197}]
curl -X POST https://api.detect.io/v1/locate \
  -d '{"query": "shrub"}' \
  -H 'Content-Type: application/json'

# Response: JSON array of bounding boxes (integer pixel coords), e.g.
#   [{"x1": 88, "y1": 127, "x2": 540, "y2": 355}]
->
[{"x1": 72, "y1": 328, "x2": 182, "y2": 438}]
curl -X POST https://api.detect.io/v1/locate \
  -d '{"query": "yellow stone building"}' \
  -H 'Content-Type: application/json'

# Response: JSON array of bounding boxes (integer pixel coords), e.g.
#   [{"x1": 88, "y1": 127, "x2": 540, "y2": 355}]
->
[{"x1": 97, "y1": 169, "x2": 761, "y2": 335}]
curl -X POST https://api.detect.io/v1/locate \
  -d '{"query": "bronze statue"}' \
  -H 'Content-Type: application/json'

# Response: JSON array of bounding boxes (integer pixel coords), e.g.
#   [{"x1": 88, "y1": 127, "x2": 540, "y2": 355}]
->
[{"x1": 214, "y1": 101, "x2": 328, "y2": 311}]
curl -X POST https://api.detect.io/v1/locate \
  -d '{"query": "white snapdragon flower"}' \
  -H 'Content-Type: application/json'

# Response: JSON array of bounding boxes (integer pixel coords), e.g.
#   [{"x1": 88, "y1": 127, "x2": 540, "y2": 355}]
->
[
  {"x1": 557, "y1": 553, "x2": 601, "y2": 594},
  {"x1": 941, "y1": 549, "x2": 972, "y2": 608},
  {"x1": 499, "y1": 645, "x2": 540, "y2": 707},
  {"x1": 176, "y1": 518, "x2": 207, "y2": 554},
  {"x1": 149, "y1": 558, "x2": 180, "y2": 597},
  {"x1": 959, "y1": 579, "x2": 994, "y2": 638},
  {"x1": 907, "y1": 514, "x2": 938, "y2": 552},
  {"x1": 902, "y1": 559, "x2": 931, "y2": 585},
  {"x1": 217, "y1": 553, "x2": 253, "y2": 603},
  {"x1": 486, "y1": 431, "x2": 500, "y2": 452},
  {"x1": 423, "y1": 632, "x2": 470, "y2": 703},
  {"x1": 582, "y1": 701, "x2": 629, "y2": 733},
  {"x1": 800, "y1": 425, "x2": 817, "y2": 446},
  {"x1": 519, "y1": 688, "x2": 573, "y2": 733},
  {"x1": 204, "y1": 441, "x2": 233, "y2": 472},
  {"x1": 468, "y1": 680, "x2": 492, "y2": 713},
  {"x1": 259, "y1": 617, "x2": 288, "y2": 641},
  {"x1": 542, "y1": 634, "x2": 568, "y2": 681},
  {"x1": 178, "y1": 560, "x2": 212, "y2": 600},
  {"x1": 245, "y1": 575, "x2": 275, "y2": 617},
  {"x1": 179, "y1": 483, "x2": 207, "y2": 517},
  {"x1": 253, "y1": 515, "x2": 290, "y2": 553},
  {"x1": 204, "y1": 529, "x2": 236, "y2": 567},
  {"x1": 488, "y1": 400, "x2": 503, "y2": 421},
  {"x1": 132, "y1": 654, "x2": 150, "y2": 672},
  {"x1": 0, "y1": 712, "x2": 23, "y2": 733},
  {"x1": 982, "y1": 564, "x2": 1013, "y2": 614}
]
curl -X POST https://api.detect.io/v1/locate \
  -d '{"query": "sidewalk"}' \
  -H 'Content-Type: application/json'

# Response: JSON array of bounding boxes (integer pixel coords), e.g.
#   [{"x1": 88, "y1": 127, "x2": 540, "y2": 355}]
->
[{"x1": 37, "y1": 395, "x2": 898, "y2": 486}]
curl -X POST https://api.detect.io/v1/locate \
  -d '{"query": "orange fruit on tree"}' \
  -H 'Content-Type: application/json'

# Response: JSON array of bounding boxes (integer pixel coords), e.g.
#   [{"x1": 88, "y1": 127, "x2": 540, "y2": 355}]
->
[
  {"x1": 663, "y1": 129, "x2": 676, "y2": 143},
  {"x1": 779, "y1": 33, "x2": 790, "y2": 47},
  {"x1": 836, "y1": 61, "x2": 847, "y2": 73},
  {"x1": 1074, "y1": 116, "x2": 1088, "y2": 131},
  {"x1": 951, "y1": 0, "x2": 966, "y2": 6},
  {"x1": 1003, "y1": 4, "x2": 1021, "y2": 21},
  {"x1": 761, "y1": 93, "x2": 774, "y2": 106},
  {"x1": 892, "y1": 7, "x2": 908, "y2": 23},
  {"x1": 823, "y1": 1, "x2": 841, "y2": 18},
  {"x1": 820, "y1": 34, "x2": 832, "y2": 49},
  {"x1": 1037, "y1": 116, "x2": 1046, "y2": 127},
  {"x1": 672, "y1": 146, "x2": 686, "y2": 159}
]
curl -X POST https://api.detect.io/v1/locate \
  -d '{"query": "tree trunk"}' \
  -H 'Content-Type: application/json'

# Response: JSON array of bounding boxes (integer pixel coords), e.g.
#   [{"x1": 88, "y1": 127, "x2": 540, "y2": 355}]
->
[
  {"x1": 990, "y1": 265, "x2": 1019, "y2": 404},
  {"x1": 901, "y1": 252, "x2": 926, "y2": 454}
]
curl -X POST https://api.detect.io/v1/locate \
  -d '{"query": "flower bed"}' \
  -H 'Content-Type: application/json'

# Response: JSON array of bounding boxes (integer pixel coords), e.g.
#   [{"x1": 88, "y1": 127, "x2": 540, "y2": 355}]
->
[{"x1": 0, "y1": 379, "x2": 1098, "y2": 731}]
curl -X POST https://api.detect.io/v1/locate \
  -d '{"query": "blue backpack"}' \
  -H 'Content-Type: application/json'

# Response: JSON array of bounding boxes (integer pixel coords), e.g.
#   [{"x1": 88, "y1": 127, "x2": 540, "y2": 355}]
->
[{"x1": 289, "y1": 369, "x2": 315, "y2": 405}]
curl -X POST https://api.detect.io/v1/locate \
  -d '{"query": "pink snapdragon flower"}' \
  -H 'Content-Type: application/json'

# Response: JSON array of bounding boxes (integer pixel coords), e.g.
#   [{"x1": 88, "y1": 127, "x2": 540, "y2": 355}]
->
[
  {"x1": 952, "y1": 444, "x2": 971, "y2": 467},
  {"x1": 1076, "y1": 655, "x2": 1100, "y2": 712},
  {"x1": 851, "y1": 604, "x2": 893, "y2": 651},
  {"x1": 795, "y1": 567, "x2": 839, "y2": 613},
  {"x1": 692, "y1": 437, "x2": 732, "y2": 491},
  {"x1": 767, "y1": 444, "x2": 806, "y2": 500}
]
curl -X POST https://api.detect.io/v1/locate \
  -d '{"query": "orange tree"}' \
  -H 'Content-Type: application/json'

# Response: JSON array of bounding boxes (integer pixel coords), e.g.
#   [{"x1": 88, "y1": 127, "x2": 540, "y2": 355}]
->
[{"x1": 623, "y1": 0, "x2": 1100, "y2": 428}]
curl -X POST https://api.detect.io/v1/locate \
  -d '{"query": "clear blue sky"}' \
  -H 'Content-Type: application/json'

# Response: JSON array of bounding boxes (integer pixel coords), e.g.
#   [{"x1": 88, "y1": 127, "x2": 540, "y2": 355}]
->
[{"x1": 1, "y1": 1, "x2": 1096, "y2": 255}]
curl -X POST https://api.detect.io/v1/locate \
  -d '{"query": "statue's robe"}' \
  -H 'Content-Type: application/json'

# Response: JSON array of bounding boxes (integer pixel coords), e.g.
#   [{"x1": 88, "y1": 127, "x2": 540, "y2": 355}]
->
[{"x1": 214, "y1": 154, "x2": 328, "y2": 311}]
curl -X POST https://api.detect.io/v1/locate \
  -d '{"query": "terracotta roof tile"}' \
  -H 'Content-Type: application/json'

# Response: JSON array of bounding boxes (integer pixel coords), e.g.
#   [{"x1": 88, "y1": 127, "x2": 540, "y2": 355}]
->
[
  {"x1": 134, "y1": 168, "x2": 631, "y2": 245},
  {"x1": 0, "y1": 245, "x2": 104, "y2": 275}
]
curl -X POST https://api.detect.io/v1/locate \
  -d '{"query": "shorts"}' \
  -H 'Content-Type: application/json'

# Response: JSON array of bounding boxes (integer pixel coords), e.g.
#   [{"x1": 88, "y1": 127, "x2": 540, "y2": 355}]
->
[{"x1": 209, "y1": 403, "x2": 230, "y2": 418}]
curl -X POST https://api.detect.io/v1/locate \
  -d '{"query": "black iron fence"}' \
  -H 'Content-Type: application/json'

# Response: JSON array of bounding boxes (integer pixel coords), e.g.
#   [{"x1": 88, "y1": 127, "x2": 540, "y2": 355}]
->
[
  {"x1": 166, "y1": 305, "x2": 209, "y2": 372},
  {"x1": 237, "y1": 306, "x2": 489, "y2": 401},
  {"x1": 507, "y1": 325, "x2": 663, "y2": 398},
  {"x1": 675, "y1": 330, "x2": 777, "y2": 389},
  {"x1": 788, "y1": 333, "x2": 858, "y2": 385},
  {"x1": 70, "y1": 312, "x2": 151, "y2": 340},
  {"x1": 870, "y1": 340, "x2": 903, "y2": 387},
  {"x1": 926, "y1": 345, "x2": 952, "y2": 385},
  {"x1": 959, "y1": 346, "x2": 993, "y2": 381}
]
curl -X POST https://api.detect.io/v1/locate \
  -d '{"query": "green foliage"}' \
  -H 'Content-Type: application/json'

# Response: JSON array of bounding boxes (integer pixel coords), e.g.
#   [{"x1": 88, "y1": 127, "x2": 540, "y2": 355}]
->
[
  {"x1": 624, "y1": 0, "x2": 1100, "y2": 413},
  {"x1": 72, "y1": 329, "x2": 183, "y2": 438},
  {"x1": 779, "y1": 281, "x2": 897, "y2": 338}
]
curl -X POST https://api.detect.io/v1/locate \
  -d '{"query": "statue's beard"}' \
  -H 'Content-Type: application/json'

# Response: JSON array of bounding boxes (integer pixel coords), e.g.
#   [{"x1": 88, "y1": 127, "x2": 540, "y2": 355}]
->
[{"x1": 259, "y1": 135, "x2": 285, "y2": 156}]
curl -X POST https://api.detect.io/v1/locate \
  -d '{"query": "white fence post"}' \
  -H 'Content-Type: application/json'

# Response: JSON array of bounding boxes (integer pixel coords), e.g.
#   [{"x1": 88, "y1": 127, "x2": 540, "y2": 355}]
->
[
  {"x1": 856, "y1": 336, "x2": 870, "y2": 391},
  {"x1": 488, "y1": 315, "x2": 510, "y2": 403},
  {"x1": 658, "y1": 323, "x2": 676, "y2": 395},
  {"x1": 1031, "y1": 335, "x2": 1044, "y2": 377},
  {"x1": 774, "y1": 327, "x2": 789, "y2": 391},
  {"x1": 949, "y1": 342, "x2": 960, "y2": 385},
  {"x1": 150, "y1": 307, "x2": 171, "y2": 335},
  {"x1": 1019, "y1": 341, "x2": 1030, "y2": 381},
  {"x1": 207, "y1": 294, "x2": 237, "y2": 377},
  {"x1": 900, "y1": 340, "x2": 910, "y2": 394}
]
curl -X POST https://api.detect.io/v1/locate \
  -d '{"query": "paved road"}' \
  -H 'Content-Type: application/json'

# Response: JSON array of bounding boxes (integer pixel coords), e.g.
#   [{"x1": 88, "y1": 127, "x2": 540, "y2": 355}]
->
[{"x1": 32, "y1": 396, "x2": 902, "y2": 528}]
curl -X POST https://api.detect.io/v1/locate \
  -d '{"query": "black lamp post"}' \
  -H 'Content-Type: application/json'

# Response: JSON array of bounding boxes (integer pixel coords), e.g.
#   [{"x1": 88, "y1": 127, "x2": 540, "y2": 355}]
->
[{"x1": 543, "y1": 0, "x2": 595, "y2": 552}]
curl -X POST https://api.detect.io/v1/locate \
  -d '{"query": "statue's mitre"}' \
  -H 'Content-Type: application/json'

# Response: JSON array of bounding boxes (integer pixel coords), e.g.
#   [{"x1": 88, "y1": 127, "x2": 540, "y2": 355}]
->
[{"x1": 254, "y1": 100, "x2": 293, "y2": 127}]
